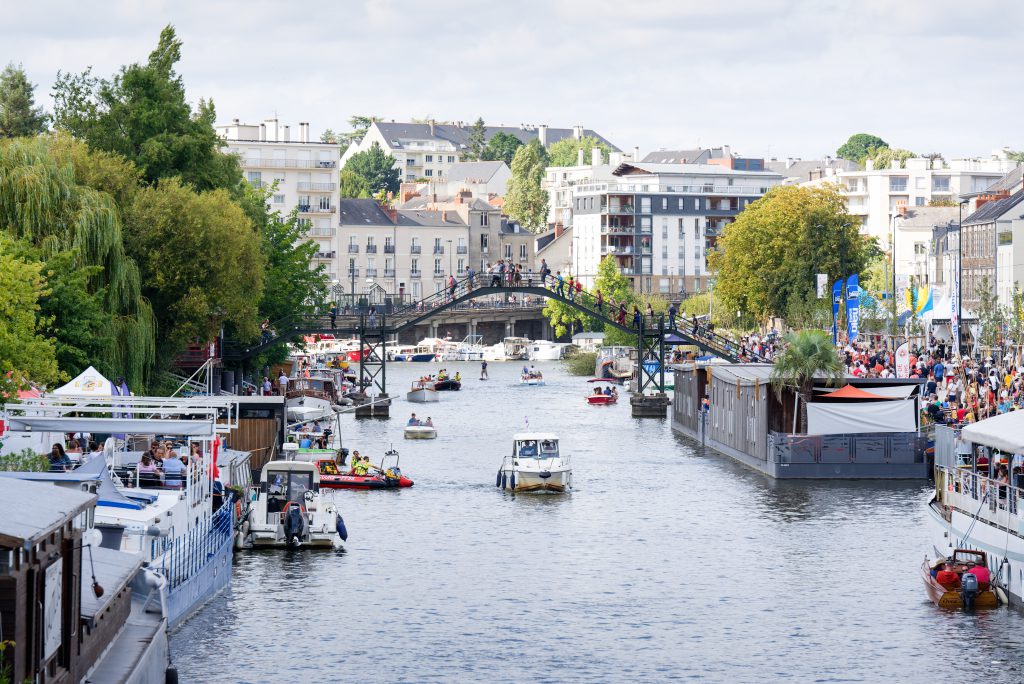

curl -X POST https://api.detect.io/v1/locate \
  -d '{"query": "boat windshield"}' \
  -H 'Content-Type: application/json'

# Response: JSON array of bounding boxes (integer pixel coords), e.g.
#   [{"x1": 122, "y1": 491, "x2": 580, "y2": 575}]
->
[
  {"x1": 540, "y1": 440, "x2": 559, "y2": 455},
  {"x1": 266, "y1": 470, "x2": 314, "y2": 503},
  {"x1": 516, "y1": 440, "x2": 558, "y2": 458}
]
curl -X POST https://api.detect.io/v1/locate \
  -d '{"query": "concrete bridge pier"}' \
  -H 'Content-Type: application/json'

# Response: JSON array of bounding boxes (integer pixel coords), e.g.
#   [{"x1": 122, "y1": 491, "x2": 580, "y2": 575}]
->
[
  {"x1": 353, "y1": 392, "x2": 391, "y2": 418},
  {"x1": 630, "y1": 392, "x2": 669, "y2": 418}
]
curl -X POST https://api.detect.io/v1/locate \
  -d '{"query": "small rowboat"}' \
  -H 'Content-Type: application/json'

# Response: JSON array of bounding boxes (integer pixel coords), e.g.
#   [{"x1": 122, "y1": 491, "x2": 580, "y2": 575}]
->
[{"x1": 921, "y1": 548, "x2": 1001, "y2": 610}]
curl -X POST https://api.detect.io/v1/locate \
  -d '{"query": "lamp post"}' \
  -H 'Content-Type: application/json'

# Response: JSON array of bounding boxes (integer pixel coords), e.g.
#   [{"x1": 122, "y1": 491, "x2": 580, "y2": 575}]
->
[
  {"x1": 958, "y1": 198, "x2": 968, "y2": 356},
  {"x1": 446, "y1": 239, "x2": 453, "y2": 278}
]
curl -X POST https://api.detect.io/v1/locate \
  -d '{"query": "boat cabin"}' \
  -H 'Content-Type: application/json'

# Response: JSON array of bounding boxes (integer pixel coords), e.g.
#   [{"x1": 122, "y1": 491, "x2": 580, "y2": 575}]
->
[
  {"x1": 286, "y1": 377, "x2": 338, "y2": 401},
  {"x1": 513, "y1": 433, "x2": 560, "y2": 459},
  {"x1": 260, "y1": 461, "x2": 321, "y2": 523}
]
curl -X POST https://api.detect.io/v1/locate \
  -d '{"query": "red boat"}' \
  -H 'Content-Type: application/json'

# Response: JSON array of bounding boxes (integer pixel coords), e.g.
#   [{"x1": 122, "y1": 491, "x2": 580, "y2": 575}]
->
[
  {"x1": 587, "y1": 379, "x2": 619, "y2": 405},
  {"x1": 315, "y1": 452, "x2": 413, "y2": 489}
]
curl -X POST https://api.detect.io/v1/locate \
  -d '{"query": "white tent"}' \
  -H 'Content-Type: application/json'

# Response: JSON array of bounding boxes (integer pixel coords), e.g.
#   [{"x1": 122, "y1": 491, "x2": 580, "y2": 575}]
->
[
  {"x1": 51, "y1": 366, "x2": 114, "y2": 396},
  {"x1": 961, "y1": 410, "x2": 1024, "y2": 454}
]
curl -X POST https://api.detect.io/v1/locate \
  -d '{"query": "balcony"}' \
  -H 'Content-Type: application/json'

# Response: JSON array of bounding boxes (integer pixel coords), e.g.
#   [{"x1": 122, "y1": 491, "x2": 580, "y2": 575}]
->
[
  {"x1": 297, "y1": 182, "x2": 335, "y2": 192},
  {"x1": 433, "y1": 270, "x2": 445, "y2": 278},
  {"x1": 241, "y1": 158, "x2": 337, "y2": 169},
  {"x1": 384, "y1": 244, "x2": 395, "y2": 254},
  {"x1": 433, "y1": 246, "x2": 445, "y2": 254},
  {"x1": 366, "y1": 245, "x2": 378, "y2": 254},
  {"x1": 348, "y1": 268, "x2": 359, "y2": 277},
  {"x1": 384, "y1": 268, "x2": 396, "y2": 277},
  {"x1": 601, "y1": 204, "x2": 635, "y2": 214},
  {"x1": 347, "y1": 244, "x2": 359, "y2": 254},
  {"x1": 601, "y1": 225, "x2": 635, "y2": 235},
  {"x1": 410, "y1": 245, "x2": 422, "y2": 254},
  {"x1": 299, "y1": 205, "x2": 335, "y2": 214},
  {"x1": 315, "y1": 251, "x2": 336, "y2": 259},
  {"x1": 602, "y1": 245, "x2": 634, "y2": 256},
  {"x1": 311, "y1": 227, "x2": 335, "y2": 237},
  {"x1": 456, "y1": 246, "x2": 468, "y2": 254},
  {"x1": 410, "y1": 270, "x2": 422, "y2": 278},
  {"x1": 366, "y1": 268, "x2": 378, "y2": 277}
]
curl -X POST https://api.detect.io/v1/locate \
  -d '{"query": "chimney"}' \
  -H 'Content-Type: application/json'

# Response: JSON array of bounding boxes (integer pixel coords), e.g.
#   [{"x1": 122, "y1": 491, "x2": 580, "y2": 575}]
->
[
  {"x1": 554, "y1": 221, "x2": 564, "y2": 238},
  {"x1": 785, "y1": 158, "x2": 794, "y2": 169},
  {"x1": 265, "y1": 118, "x2": 279, "y2": 142},
  {"x1": 573, "y1": 125, "x2": 583, "y2": 140},
  {"x1": 282, "y1": 125, "x2": 290, "y2": 142},
  {"x1": 633, "y1": 146, "x2": 640, "y2": 162},
  {"x1": 429, "y1": 119, "x2": 435, "y2": 136},
  {"x1": 975, "y1": 190, "x2": 1010, "y2": 210},
  {"x1": 591, "y1": 147, "x2": 602, "y2": 166},
  {"x1": 897, "y1": 203, "x2": 907, "y2": 217},
  {"x1": 378, "y1": 200, "x2": 397, "y2": 224},
  {"x1": 538, "y1": 124, "x2": 548, "y2": 147},
  {"x1": 259, "y1": 123, "x2": 266, "y2": 142},
  {"x1": 577, "y1": 148, "x2": 585, "y2": 166},
  {"x1": 865, "y1": 158, "x2": 874, "y2": 171},
  {"x1": 300, "y1": 122, "x2": 309, "y2": 143},
  {"x1": 441, "y1": 210, "x2": 448, "y2": 222}
]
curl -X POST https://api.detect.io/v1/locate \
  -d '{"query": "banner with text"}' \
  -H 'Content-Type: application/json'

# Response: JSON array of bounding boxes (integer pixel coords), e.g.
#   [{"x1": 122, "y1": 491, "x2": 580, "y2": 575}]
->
[
  {"x1": 846, "y1": 274, "x2": 860, "y2": 342},
  {"x1": 951, "y1": 277, "x2": 960, "y2": 357},
  {"x1": 832, "y1": 279, "x2": 844, "y2": 345},
  {"x1": 895, "y1": 342, "x2": 910, "y2": 378}
]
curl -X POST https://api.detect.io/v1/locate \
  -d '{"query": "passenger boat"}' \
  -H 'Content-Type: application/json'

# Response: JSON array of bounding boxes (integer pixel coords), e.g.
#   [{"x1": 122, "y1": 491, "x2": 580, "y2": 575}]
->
[
  {"x1": 408, "y1": 379, "x2": 440, "y2": 402},
  {"x1": 393, "y1": 344, "x2": 437, "y2": 362},
  {"x1": 404, "y1": 424, "x2": 437, "y2": 439},
  {"x1": 441, "y1": 334, "x2": 486, "y2": 361},
  {"x1": 483, "y1": 336, "x2": 531, "y2": 361},
  {"x1": 527, "y1": 340, "x2": 569, "y2": 361},
  {"x1": 586, "y1": 379, "x2": 619, "y2": 405},
  {"x1": 520, "y1": 368, "x2": 545, "y2": 386},
  {"x1": 497, "y1": 433, "x2": 572, "y2": 493},
  {"x1": 241, "y1": 460, "x2": 347, "y2": 548},
  {"x1": 316, "y1": 450, "x2": 413, "y2": 489},
  {"x1": 921, "y1": 549, "x2": 1001, "y2": 610}
]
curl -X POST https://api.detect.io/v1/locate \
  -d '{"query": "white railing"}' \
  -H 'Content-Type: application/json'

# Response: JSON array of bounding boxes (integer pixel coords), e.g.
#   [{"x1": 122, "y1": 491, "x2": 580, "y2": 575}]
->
[
  {"x1": 241, "y1": 158, "x2": 337, "y2": 169},
  {"x1": 297, "y1": 182, "x2": 336, "y2": 192},
  {"x1": 939, "y1": 466, "x2": 1022, "y2": 532},
  {"x1": 578, "y1": 182, "x2": 771, "y2": 195}
]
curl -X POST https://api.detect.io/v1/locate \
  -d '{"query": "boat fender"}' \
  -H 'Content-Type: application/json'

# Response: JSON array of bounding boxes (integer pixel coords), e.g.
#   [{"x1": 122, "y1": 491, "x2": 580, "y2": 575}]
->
[
  {"x1": 996, "y1": 585, "x2": 1009, "y2": 605},
  {"x1": 336, "y1": 514, "x2": 348, "y2": 542},
  {"x1": 497, "y1": 471, "x2": 504, "y2": 489},
  {"x1": 166, "y1": 667, "x2": 179, "y2": 684},
  {"x1": 509, "y1": 472, "x2": 515, "y2": 490}
]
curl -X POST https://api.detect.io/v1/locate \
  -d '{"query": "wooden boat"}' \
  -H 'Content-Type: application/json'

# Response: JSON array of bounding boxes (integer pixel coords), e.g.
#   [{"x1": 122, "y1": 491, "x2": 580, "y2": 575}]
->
[
  {"x1": 407, "y1": 380, "x2": 440, "y2": 403},
  {"x1": 921, "y1": 549, "x2": 1000, "y2": 610}
]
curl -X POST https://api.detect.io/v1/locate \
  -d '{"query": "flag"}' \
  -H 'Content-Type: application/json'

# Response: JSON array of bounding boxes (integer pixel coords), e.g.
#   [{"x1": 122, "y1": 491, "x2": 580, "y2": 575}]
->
[
  {"x1": 845, "y1": 275, "x2": 860, "y2": 342},
  {"x1": 832, "y1": 278, "x2": 844, "y2": 345}
]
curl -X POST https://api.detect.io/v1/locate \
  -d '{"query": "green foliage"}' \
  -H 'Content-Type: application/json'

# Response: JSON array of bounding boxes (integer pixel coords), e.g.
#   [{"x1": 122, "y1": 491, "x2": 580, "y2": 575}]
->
[
  {"x1": 975, "y1": 275, "x2": 1002, "y2": 353},
  {"x1": 481, "y1": 132, "x2": 522, "y2": 165},
  {"x1": 769, "y1": 330, "x2": 844, "y2": 433},
  {"x1": 1009, "y1": 283, "x2": 1024, "y2": 347},
  {"x1": 464, "y1": 117, "x2": 486, "y2": 161},
  {"x1": 0, "y1": 448, "x2": 51, "y2": 472},
  {"x1": 928, "y1": 197, "x2": 957, "y2": 207},
  {"x1": 52, "y1": 25, "x2": 242, "y2": 192},
  {"x1": 0, "y1": 63, "x2": 48, "y2": 138},
  {"x1": 546, "y1": 135, "x2": 612, "y2": 167},
  {"x1": 320, "y1": 128, "x2": 338, "y2": 144},
  {"x1": 868, "y1": 146, "x2": 915, "y2": 170},
  {"x1": 125, "y1": 178, "x2": 265, "y2": 356},
  {"x1": 1005, "y1": 149, "x2": 1024, "y2": 163},
  {"x1": 340, "y1": 115, "x2": 381, "y2": 146},
  {"x1": 343, "y1": 141, "x2": 400, "y2": 196},
  {"x1": 836, "y1": 133, "x2": 888, "y2": 163},
  {"x1": 561, "y1": 350, "x2": 597, "y2": 376},
  {"x1": 504, "y1": 140, "x2": 548, "y2": 232},
  {"x1": 595, "y1": 255, "x2": 637, "y2": 346},
  {"x1": 0, "y1": 238, "x2": 61, "y2": 395},
  {"x1": 708, "y1": 184, "x2": 875, "y2": 325},
  {"x1": 338, "y1": 169, "x2": 371, "y2": 198}
]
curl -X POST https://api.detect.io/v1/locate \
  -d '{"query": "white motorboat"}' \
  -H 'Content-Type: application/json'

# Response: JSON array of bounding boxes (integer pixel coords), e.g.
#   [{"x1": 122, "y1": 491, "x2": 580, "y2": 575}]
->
[
  {"x1": 242, "y1": 460, "x2": 346, "y2": 549},
  {"x1": 442, "y1": 334, "x2": 486, "y2": 361},
  {"x1": 527, "y1": 340, "x2": 568, "y2": 361},
  {"x1": 404, "y1": 424, "x2": 438, "y2": 439},
  {"x1": 407, "y1": 380, "x2": 440, "y2": 403},
  {"x1": 497, "y1": 433, "x2": 572, "y2": 493},
  {"x1": 483, "y1": 336, "x2": 531, "y2": 361}
]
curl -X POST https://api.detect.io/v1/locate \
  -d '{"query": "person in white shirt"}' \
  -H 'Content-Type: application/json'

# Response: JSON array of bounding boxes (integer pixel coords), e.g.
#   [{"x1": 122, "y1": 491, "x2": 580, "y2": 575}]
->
[{"x1": 278, "y1": 372, "x2": 289, "y2": 394}]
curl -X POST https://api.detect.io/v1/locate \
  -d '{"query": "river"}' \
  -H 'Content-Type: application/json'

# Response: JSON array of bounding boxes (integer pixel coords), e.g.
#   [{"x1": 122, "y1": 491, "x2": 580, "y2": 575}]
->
[{"x1": 172, "y1": 360, "x2": 1024, "y2": 683}]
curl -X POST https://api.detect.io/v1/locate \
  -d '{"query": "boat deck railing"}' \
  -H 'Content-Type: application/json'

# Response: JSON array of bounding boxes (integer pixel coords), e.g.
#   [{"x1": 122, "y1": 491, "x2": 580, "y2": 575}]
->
[
  {"x1": 938, "y1": 465, "x2": 1023, "y2": 533},
  {"x1": 158, "y1": 500, "x2": 234, "y2": 590}
]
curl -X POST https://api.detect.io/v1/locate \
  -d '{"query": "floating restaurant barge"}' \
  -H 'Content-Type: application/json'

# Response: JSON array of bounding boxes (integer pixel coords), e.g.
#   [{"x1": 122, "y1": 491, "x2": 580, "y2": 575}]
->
[{"x1": 670, "y1": 363, "x2": 928, "y2": 479}]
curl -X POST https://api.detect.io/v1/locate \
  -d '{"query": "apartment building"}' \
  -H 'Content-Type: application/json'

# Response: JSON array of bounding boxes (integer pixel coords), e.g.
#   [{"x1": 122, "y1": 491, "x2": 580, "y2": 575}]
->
[
  {"x1": 543, "y1": 148, "x2": 640, "y2": 231},
  {"x1": 834, "y1": 157, "x2": 1018, "y2": 243},
  {"x1": 961, "y1": 190, "x2": 1024, "y2": 313},
  {"x1": 764, "y1": 157, "x2": 858, "y2": 185},
  {"x1": 891, "y1": 206, "x2": 960, "y2": 286},
  {"x1": 217, "y1": 118, "x2": 341, "y2": 280},
  {"x1": 339, "y1": 199, "x2": 471, "y2": 301},
  {"x1": 567, "y1": 162, "x2": 783, "y2": 294},
  {"x1": 342, "y1": 120, "x2": 620, "y2": 182}
]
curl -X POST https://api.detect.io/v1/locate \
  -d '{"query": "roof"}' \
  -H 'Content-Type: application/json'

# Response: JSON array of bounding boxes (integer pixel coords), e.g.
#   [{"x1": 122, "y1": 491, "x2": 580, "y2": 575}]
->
[
  {"x1": 339, "y1": 198, "x2": 393, "y2": 225},
  {"x1": 0, "y1": 478, "x2": 96, "y2": 548},
  {"x1": 961, "y1": 409, "x2": 1024, "y2": 453},
  {"x1": 642, "y1": 149, "x2": 712, "y2": 164},
  {"x1": 703, "y1": 363, "x2": 776, "y2": 385},
  {"x1": 398, "y1": 210, "x2": 466, "y2": 227},
  {"x1": 962, "y1": 189, "x2": 1024, "y2": 225},
  {"x1": 513, "y1": 433, "x2": 559, "y2": 441},
  {"x1": 895, "y1": 206, "x2": 960, "y2": 230},
  {"x1": 81, "y1": 546, "x2": 143, "y2": 620},
  {"x1": 612, "y1": 162, "x2": 782, "y2": 179},
  {"x1": 373, "y1": 121, "x2": 620, "y2": 152},
  {"x1": 983, "y1": 166, "x2": 1024, "y2": 193},
  {"x1": 261, "y1": 460, "x2": 319, "y2": 477},
  {"x1": 764, "y1": 158, "x2": 858, "y2": 182},
  {"x1": 445, "y1": 161, "x2": 507, "y2": 184},
  {"x1": 400, "y1": 196, "x2": 494, "y2": 212}
]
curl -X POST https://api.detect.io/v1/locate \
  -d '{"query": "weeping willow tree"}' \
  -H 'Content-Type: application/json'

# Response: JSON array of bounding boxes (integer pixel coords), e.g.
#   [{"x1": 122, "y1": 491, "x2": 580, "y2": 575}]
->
[{"x1": 0, "y1": 136, "x2": 155, "y2": 388}]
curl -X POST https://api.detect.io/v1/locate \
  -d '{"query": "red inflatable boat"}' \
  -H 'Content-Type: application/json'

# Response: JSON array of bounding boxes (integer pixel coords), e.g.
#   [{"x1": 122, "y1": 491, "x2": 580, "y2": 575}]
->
[{"x1": 315, "y1": 458, "x2": 413, "y2": 489}]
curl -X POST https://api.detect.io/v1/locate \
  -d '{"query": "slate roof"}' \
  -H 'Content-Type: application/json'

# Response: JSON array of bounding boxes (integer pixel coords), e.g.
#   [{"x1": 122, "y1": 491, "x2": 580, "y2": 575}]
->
[
  {"x1": 764, "y1": 158, "x2": 859, "y2": 182},
  {"x1": 373, "y1": 122, "x2": 620, "y2": 152},
  {"x1": 339, "y1": 198, "x2": 393, "y2": 225},
  {"x1": 983, "y1": 166, "x2": 1024, "y2": 193},
  {"x1": 894, "y1": 206, "x2": 960, "y2": 230},
  {"x1": 0, "y1": 478, "x2": 96, "y2": 548},
  {"x1": 642, "y1": 149, "x2": 712, "y2": 164},
  {"x1": 398, "y1": 210, "x2": 467, "y2": 227},
  {"x1": 962, "y1": 189, "x2": 1024, "y2": 225},
  {"x1": 400, "y1": 196, "x2": 494, "y2": 211},
  {"x1": 612, "y1": 162, "x2": 783, "y2": 179},
  {"x1": 446, "y1": 161, "x2": 507, "y2": 184}
]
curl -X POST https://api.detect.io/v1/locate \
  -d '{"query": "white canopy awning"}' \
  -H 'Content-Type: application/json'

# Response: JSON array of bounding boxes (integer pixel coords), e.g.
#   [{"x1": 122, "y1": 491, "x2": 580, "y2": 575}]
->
[
  {"x1": 961, "y1": 411, "x2": 1024, "y2": 454},
  {"x1": 4, "y1": 416, "x2": 215, "y2": 437},
  {"x1": 51, "y1": 366, "x2": 114, "y2": 396}
]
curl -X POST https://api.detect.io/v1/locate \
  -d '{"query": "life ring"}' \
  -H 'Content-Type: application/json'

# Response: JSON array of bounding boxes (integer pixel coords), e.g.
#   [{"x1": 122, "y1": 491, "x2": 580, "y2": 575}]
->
[{"x1": 281, "y1": 501, "x2": 306, "y2": 519}]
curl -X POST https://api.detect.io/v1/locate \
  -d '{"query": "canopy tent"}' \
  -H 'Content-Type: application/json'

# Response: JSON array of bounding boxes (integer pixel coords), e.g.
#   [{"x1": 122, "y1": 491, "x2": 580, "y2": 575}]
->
[
  {"x1": 51, "y1": 366, "x2": 115, "y2": 396},
  {"x1": 815, "y1": 384, "x2": 918, "y2": 399},
  {"x1": 961, "y1": 410, "x2": 1024, "y2": 454},
  {"x1": 817, "y1": 385, "x2": 898, "y2": 401}
]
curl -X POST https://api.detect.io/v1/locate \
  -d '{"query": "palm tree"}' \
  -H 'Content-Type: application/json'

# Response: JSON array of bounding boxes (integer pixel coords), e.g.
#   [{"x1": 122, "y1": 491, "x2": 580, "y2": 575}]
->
[{"x1": 769, "y1": 330, "x2": 844, "y2": 433}]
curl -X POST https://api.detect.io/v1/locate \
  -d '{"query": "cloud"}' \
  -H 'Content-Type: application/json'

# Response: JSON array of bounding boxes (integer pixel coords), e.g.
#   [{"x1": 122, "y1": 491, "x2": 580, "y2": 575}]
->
[{"x1": 3, "y1": 0, "x2": 1023, "y2": 159}]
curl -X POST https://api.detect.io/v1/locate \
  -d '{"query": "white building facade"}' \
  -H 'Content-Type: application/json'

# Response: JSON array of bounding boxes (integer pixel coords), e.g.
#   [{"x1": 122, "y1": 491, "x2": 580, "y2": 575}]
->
[{"x1": 217, "y1": 118, "x2": 342, "y2": 281}]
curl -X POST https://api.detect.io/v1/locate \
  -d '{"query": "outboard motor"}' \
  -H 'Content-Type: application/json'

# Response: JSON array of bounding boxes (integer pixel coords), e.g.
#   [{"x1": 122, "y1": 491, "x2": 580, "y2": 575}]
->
[
  {"x1": 961, "y1": 571, "x2": 980, "y2": 610},
  {"x1": 283, "y1": 505, "x2": 305, "y2": 546}
]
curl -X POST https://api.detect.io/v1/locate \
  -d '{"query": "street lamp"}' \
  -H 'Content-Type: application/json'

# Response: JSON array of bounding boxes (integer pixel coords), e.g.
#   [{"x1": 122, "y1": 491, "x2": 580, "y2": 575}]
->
[{"x1": 446, "y1": 239, "x2": 453, "y2": 277}]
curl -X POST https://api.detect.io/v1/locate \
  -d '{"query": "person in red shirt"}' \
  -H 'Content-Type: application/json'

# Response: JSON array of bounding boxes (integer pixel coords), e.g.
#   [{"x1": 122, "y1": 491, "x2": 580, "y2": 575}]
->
[{"x1": 967, "y1": 563, "x2": 991, "y2": 590}]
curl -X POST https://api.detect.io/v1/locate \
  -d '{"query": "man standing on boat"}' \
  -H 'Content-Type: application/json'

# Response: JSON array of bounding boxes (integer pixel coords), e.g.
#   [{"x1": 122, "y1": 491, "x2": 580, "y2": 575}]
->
[{"x1": 278, "y1": 371, "x2": 289, "y2": 395}]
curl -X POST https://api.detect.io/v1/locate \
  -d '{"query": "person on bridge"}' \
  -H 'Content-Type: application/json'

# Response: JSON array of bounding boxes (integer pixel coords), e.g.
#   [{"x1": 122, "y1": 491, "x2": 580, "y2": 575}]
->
[
  {"x1": 596, "y1": 289, "x2": 604, "y2": 313},
  {"x1": 555, "y1": 271, "x2": 565, "y2": 297},
  {"x1": 449, "y1": 275, "x2": 457, "y2": 300},
  {"x1": 668, "y1": 302, "x2": 678, "y2": 331},
  {"x1": 513, "y1": 264, "x2": 522, "y2": 286},
  {"x1": 498, "y1": 260, "x2": 507, "y2": 285},
  {"x1": 526, "y1": 267, "x2": 534, "y2": 286},
  {"x1": 489, "y1": 262, "x2": 501, "y2": 287},
  {"x1": 632, "y1": 305, "x2": 641, "y2": 329},
  {"x1": 539, "y1": 258, "x2": 549, "y2": 286},
  {"x1": 617, "y1": 302, "x2": 627, "y2": 325},
  {"x1": 566, "y1": 275, "x2": 575, "y2": 301},
  {"x1": 467, "y1": 266, "x2": 475, "y2": 290},
  {"x1": 369, "y1": 305, "x2": 378, "y2": 328},
  {"x1": 575, "y1": 278, "x2": 582, "y2": 298}
]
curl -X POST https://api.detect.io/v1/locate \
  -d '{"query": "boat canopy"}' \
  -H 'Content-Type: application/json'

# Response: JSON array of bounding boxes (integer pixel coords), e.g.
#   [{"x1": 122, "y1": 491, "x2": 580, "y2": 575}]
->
[{"x1": 961, "y1": 410, "x2": 1024, "y2": 454}]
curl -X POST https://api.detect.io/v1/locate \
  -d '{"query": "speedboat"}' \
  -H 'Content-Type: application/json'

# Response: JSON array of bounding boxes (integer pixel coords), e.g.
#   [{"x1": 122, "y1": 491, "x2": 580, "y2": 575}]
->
[
  {"x1": 497, "y1": 433, "x2": 572, "y2": 493},
  {"x1": 404, "y1": 424, "x2": 437, "y2": 439},
  {"x1": 241, "y1": 460, "x2": 347, "y2": 548},
  {"x1": 432, "y1": 377, "x2": 461, "y2": 391},
  {"x1": 441, "y1": 335, "x2": 486, "y2": 361},
  {"x1": 407, "y1": 379, "x2": 440, "y2": 403},
  {"x1": 586, "y1": 379, "x2": 619, "y2": 405},
  {"x1": 316, "y1": 450, "x2": 413, "y2": 489},
  {"x1": 393, "y1": 344, "x2": 437, "y2": 362},
  {"x1": 921, "y1": 549, "x2": 1002, "y2": 610}
]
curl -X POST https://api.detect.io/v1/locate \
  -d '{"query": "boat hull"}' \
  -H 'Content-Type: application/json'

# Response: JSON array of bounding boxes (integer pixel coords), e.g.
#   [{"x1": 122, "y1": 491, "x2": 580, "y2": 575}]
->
[
  {"x1": 587, "y1": 395, "x2": 617, "y2": 405},
  {"x1": 320, "y1": 474, "x2": 413, "y2": 489},
  {"x1": 499, "y1": 467, "x2": 572, "y2": 493},
  {"x1": 520, "y1": 378, "x2": 545, "y2": 386},
  {"x1": 407, "y1": 388, "x2": 440, "y2": 403},
  {"x1": 395, "y1": 353, "x2": 436, "y2": 362},
  {"x1": 404, "y1": 426, "x2": 437, "y2": 439},
  {"x1": 432, "y1": 380, "x2": 461, "y2": 391}
]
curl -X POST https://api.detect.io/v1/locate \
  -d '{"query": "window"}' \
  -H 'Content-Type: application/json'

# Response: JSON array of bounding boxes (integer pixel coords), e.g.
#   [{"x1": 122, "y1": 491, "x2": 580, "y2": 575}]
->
[
  {"x1": 640, "y1": 216, "x2": 651, "y2": 231},
  {"x1": 933, "y1": 176, "x2": 951, "y2": 192},
  {"x1": 662, "y1": 218, "x2": 668, "y2": 239},
  {"x1": 411, "y1": 258, "x2": 419, "y2": 274},
  {"x1": 678, "y1": 218, "x2": 685, "y2": 238},
  {"x1": 678, "y1": 198, "x2": 684, "y2": 210},
  {"x1": 481, "y1": 212, "x2": 489, "y2": 226},
  {"x1": 437, "y1": 170, "x2": 443, "y2": 177},
  {"x1": 348, "y1": 236, "x2": 357, "y2": 246},
  {"x1": 519, "y1": 244, "x2": 527, "y2": 259},
  {"x1": 504, "y1": 244, "x2": 512, "y2": 259},
  {"x1": 425, "y1": 169, "x2": 434, "y2": 177},
  {"x1": 384, "y1": 236, "x2": 394, "y2": 252},
  {"x1": 694, "y1": 199, "x2": 699, "y2": 211},
  {"x1": 890, "y1": 176, "x2": 908, "y2": 192},
  {"x1": 273, "y1": 172, "x2": 286, "y2": 183},
  {"x1": 247, "y1": 171, "x2": 262, "y2": 187},
  {"x1": 273, "y1": 194, "x2": 285, "y2": 204},
  {"x1": 457, "y1": 258, "x2": 465, "y2": 273},
  {"x1": 457, "y1": 237, "x2": 466, "y2": 251},
  {"x1": 915, "y1": 197, "x2": 926, "y2": 206},
  {"x1": 641, "y1": 197, "x2": 651, "y2": 213},
  {"x1": 480, "y1": 234, "x2": 488, "y2": 251},
  {"x1": 319, "y1": 195, "x2": 332, "y2": 211},
  {"x1": 434, "y1": 237, "x2": 443, "y2": 253},
  {"x1": 434, "y1": 258, "x2": 443, "y2": 275},
  {"x1": 426, "y1": 155, "x2": 433, "y2": 163},
  {"x1": 447, "y1": 155, "x2": 455, "y2": 163},
  {"x1": 348, "y1": 258, "x2": 355, "y2": 273},
  {"x1": 661, "y1": 197, "x2": 667, "y2": 210}
]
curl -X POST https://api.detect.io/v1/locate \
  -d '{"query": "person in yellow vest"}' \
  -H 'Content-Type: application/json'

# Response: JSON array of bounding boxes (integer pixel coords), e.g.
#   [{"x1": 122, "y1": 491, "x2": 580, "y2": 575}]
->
[{"x1": 353, "y1": 456, "x2": 369, "y2": 476}]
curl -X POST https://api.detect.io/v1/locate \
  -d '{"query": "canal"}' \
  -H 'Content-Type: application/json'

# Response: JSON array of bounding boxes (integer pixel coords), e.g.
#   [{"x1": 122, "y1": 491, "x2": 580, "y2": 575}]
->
[{"x1": 172, "y1": 360, "x2": 1024, "y2": 683}]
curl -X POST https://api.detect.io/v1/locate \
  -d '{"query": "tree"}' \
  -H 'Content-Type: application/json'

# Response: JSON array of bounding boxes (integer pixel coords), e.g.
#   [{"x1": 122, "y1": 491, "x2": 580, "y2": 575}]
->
[
  {"x1": 769, "y1": 330, "x2": 844, "y2": 433},
  {"x1": 52, "y1": 25, "x2": 242, "y2": 192},
  {"x1": 464, "y1": 117, "x2": 486, "y2": 161},
  {"x1": 481, "y1": 132, "x2": 523, "y2": 165},
  {"x1": 975, "y1": 275, "x2": 1002, "y2": 355},
  {"x1": 708, "y1": 185, "x2": 875, "y2": 325},
  {"x1": 0, "y1": 239, "x2": 61, "y2": 395},
  {"x1": 320, "y1": 128, "x2": 338, "y2": 144},
  {"x1": 836, "y1": 133, "x2": 888, "y2": 163},
  {"x1": 343, "y1": 141, "x2": 400, "y2": 196},
  {"x1": 1009, "y1": 283, "x2": 1024, "y2": 353},
  {"x1": 125, "y1": 179, "x2": 265, "y2": 356},
  {"x1": 504, "y1": 140, "x2": 548, "y2": 232},
  {"x1": 338, "y1": 169, "x2": 371, "y2": 198},
  {"x1": 868, "y1": 147, "x2": 915, "y2": 170},
  {"x1": 0, "y1": 63, "x2": 48, "y2": 138},
  {"x1": 547, "y1": 135, "x2": 612, "y2": 167},
  {"x1": 339, "y1": 115, "x2": 381, "y2": 146}
]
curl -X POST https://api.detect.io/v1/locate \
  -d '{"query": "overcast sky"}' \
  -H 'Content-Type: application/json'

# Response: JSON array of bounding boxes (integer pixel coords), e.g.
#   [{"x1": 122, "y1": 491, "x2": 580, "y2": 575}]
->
[{"x1": 5, "y1": 0, "x2": 1021, "y2": 160}]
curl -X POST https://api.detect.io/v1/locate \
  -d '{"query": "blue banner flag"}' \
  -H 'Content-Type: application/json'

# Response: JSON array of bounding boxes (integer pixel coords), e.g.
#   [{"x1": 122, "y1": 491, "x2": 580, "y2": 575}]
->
[
  {"x1": 845, "y1": 274, "x2": 860, "y2": 342},
  {"x1": 831, "y1": 278, "x2": 844, "y2": 345}
]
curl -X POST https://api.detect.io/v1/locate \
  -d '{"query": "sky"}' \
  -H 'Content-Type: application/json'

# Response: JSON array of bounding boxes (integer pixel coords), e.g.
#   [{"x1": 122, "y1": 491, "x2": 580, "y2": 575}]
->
[{"x1": 4, "y1": 0, "x2": 1023, "y2": 160}]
